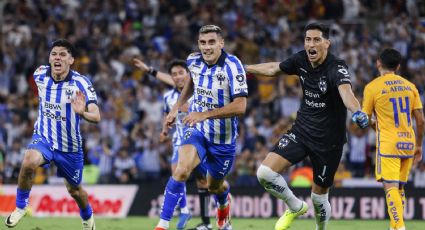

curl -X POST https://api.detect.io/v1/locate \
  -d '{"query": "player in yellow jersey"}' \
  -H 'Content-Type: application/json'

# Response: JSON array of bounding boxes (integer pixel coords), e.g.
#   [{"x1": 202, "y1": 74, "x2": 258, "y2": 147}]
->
[{"x1": 362, "y1": 48, "x2": 424, "y2": 230}]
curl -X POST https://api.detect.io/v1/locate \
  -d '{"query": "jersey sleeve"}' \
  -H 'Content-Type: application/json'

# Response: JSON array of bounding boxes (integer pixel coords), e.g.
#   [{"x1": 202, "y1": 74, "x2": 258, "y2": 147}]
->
[
  {"x1": 331, "y1": 62, "x2": 352, "y2": 87},
  {"x1": 33, "y1": 65, "x2": 48, "y2": 81},
  {"x1": 186, "y1": 52, "x2": 201, "y2": 78},
  {"x1": 227, "y1": 56, "x2": 248, "y2": 98},
  {"x1": 75, "y1": 75, "x2": 98, "y2": 105},
  {"x1": 362, "y1": 83, "x2": 375, "y2": 116},
  {"x1": 279, "y1": 53, "x2": 298, "y2": 75},
  {"x1": 412, "y1": 84, "x2": 423, "y2": 110}
]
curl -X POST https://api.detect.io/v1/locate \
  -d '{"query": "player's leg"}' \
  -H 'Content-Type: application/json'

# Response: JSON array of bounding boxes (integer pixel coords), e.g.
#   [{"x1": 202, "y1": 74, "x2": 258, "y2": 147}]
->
[
  {"x1": 376, "y1": 155, "x2": 405, "y2": 230},
  {"x1": 156, "y1": 128, "x2": 205, "y2": 230},
  {"x1": 64, "y1": 182, "x2": 95, "y2": 230},
  {"x1": 5, "y1": 135, "x2": 49, "y2": 228},
  {"x1": 171, "y1": 147, "x2": 192, "y2": 230},
  {"x1": 399, "y1": 157, "x2": 414, "y2": 210},
  {"x1": 205, "y1": 143, "x2": 236, "y2": 230},
  {"x1": 55, "y1": 149, "x2": 95, "y2": 230},
  {"x1": 188, "y1": 163, "x2": 212, "y2": 230},
  {"x1": 309, "y1": 147, "x2": 343, "y2": 230},
  {"x1": 256, "y1": 134, "x2": 307, "y2": 230}
]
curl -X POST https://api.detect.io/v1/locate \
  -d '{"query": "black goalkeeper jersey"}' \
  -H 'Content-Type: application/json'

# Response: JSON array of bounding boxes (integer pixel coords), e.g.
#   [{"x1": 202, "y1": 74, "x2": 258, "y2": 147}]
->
[{"x1": 279, "y1": 50, "x2": 352, "y2": 151}]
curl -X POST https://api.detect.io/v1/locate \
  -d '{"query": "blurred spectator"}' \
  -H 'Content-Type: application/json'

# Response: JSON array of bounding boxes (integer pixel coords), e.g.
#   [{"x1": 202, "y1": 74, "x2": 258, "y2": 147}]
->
[
  {"x1": 113, "y1": 147, "x2": 138, "y2": 184},
  {"x1": 347, "y1": 121, "x2": 369, "y2": 177},
  {"x1": 4, "y1": 140, "x2": 24, "y2": 183},
  {"x1": 0, "y1": 146, "x2": 5, "y2": 184},
  {"x1": 333, "y1": 162, "x2": 353, "y2": 188},
  {"x1": 413, "y1": 162, "x2": 425, "y2": 188},
  {"x1": 234, "y1": 149, "x2": 257, "y2": 186}
]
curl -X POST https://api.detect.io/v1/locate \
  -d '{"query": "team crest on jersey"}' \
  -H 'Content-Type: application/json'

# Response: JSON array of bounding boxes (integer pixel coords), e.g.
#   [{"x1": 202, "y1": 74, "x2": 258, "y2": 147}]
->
[
  {"x1": 184, "y1": 130, "x2": 192, "y2": 140},
  {"x1": 278, "y1": 137, "x2": 289, "y2": 149},
  {"x1": 319, "y1": 77, "x2": 327, "y2": 93},
  {"x1": 65, "y1": 89, "x2": 74, "y2": 99},
  {"x1": 215, "y1": 72, "x2": 226, "y2": 85}
]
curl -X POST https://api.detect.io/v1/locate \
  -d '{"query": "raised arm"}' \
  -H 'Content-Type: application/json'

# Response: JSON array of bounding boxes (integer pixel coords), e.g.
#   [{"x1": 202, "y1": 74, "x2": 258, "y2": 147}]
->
[
  {"x1": 338, "y1": 84, "x2": 360, "y2": 113},
  {"x1": 165, "y1": 78, "x2": 194, "y2": 127},
  {"x1": 133, "y1": 58, "x2": 175, "y2": 87},
  {"x1": 245, "y1": 62, "x2": 282, "y2": 76},
  {"x1": 71, "y1": 91, "x2": 101, "y2": 123}
]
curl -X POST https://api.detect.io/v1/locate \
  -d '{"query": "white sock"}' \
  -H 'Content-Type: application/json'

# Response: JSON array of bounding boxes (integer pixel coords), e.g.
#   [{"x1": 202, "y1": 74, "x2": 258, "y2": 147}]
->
[
  {"x1": 311, "y1": 192, "x2": 331, "y2": 230},
  {"x1": 157, "y1": 219, "x2": 169, "y2": 228},
  {"x1": 180, "y1": 206, "x2": 190, "y2": 214},
  {"x1": 257, "y1": 165, "x2": 303, "y2": 211}
]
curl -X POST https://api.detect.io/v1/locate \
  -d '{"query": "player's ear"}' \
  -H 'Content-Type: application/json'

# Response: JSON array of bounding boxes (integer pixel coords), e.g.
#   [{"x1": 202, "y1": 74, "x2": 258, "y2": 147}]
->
[
  {"x1": 69, "y1": 56, "x2": 75, "y2": 65},
  {"x1": 376, "y1": 59, "x2": 381, "y2": 69},
  {"x1": 325, "y1": 39, "x2": 330, "y2": 49}
]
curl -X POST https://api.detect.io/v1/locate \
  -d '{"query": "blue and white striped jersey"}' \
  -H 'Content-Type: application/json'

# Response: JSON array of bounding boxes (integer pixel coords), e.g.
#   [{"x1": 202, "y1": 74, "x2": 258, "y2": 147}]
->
[
  {"x1": 33, "y1": 65, "x2": 98, "y2": 152},
  {"x1": 163, "y1": 88, "x2": 188, "y2": 147},
  {"x1": 187, "y1": 51, "x2": 248, "y2": 144}
]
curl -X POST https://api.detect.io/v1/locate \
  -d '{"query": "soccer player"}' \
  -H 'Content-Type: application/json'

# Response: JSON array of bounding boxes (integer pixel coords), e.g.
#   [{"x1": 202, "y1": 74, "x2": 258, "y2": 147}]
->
[
  {"x1": 133, "y1": 58, "x2": 213, "y2": 230},
  {"x1": 4, "y1": 39, "x2": 100, "y2": 230},
  {"x1": 362, "y1": 48, "x2": 424, "y2": 230},
  {"x1": 154, "y1": 25, "x2": 248, "y2": 230},
  {"x1": 245, "y1": 22, "x2": 368, "y2": 230}
]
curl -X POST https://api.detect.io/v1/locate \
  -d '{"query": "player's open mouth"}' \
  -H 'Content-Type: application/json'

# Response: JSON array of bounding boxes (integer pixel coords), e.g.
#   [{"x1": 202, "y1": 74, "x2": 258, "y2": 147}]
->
[
  {"x1": 308, "y1": 50, "x2": 318, "y2": 59},
  {"x1": 53, "y1": 62, "x2": 62, "y2": 70}
]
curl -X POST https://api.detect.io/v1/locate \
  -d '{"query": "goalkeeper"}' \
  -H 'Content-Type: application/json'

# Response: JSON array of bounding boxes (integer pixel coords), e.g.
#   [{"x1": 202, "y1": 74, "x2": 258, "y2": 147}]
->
[{"x1": 245, "y1": 22, "x2": 368, "y2": 230}]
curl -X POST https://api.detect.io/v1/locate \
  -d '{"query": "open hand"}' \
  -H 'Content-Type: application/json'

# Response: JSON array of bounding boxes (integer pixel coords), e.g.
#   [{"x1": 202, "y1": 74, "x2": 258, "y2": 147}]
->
[{"x1": 71, "y1": 91, "x2": 86, "y2": 115}]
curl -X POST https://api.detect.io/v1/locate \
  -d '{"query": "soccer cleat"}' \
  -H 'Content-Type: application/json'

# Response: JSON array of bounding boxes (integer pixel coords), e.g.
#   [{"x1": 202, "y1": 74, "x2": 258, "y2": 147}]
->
[
  {"x1": 216, "y1": 194, "x2": 232, "y2": 230},
  {"x1": 275, "y1": 201, "x2": 308, "y2": 230},
  {"x1": 4, "y1": 208, "x2": 28, "y2": 228},
  {"x1": 154, "y1": 227, "x2": 167, "y2": 230},
  {"x1": 177, "y1": 212, "x2": 192, "y2": 230},
  {"x1": 82, "y1": 214, "x2": 96, "y2": 230},
  {"x1": 187, "y1": 223, "x2": 213, "y2": 230}
]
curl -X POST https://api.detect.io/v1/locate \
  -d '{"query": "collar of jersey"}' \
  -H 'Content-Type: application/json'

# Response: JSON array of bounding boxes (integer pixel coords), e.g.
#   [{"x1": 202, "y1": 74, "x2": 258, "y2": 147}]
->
[
  {"x1": 200, "y1": 49, "x2": 227, "y2": 68},
  {"x1": 307, "y1": 52, "x2": 333, "y2": 72},
  {"x1": 47, "y1": 67, "x2": 73, "y2": 83}
]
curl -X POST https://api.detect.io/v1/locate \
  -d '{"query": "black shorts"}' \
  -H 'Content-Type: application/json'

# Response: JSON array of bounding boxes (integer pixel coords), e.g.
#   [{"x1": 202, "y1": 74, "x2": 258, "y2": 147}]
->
[{"x1": 271, "y1": 132, "x2": 343, "y2": 188}]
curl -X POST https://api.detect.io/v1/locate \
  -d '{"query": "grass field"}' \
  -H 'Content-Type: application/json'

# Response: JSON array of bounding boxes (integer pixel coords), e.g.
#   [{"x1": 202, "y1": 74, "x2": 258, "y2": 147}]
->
[{"x1": 4, "y1": 217, "x2": 425, "y2": 230}]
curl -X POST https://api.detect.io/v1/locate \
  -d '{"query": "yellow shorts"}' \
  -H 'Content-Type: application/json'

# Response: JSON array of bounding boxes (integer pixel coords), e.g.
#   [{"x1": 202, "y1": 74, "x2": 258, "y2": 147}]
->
[{"x1": 376, "y1": 155, "x2": 413, "y2": 184}]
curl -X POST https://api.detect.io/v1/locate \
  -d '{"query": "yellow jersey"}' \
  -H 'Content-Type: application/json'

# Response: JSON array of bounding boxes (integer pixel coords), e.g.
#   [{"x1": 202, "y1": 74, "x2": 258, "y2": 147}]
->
[{"x1": 362, "y1": 73, "x2": 423, "y2": 157}]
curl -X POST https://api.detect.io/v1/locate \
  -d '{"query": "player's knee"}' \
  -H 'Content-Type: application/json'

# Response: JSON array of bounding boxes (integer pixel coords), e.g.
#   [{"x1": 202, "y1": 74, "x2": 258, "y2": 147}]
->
[
  {"x1": 173, "y1": 166, "x2": 190, "y2": 181},
  {"x1": 207, "y1": 184, "x2": 223, "y2": 194},
  {"x1": 67, "y1": 186, "x2": 81, "y2": 198},
  {"x1": 256, "y1": 164, "x2": 274, "y2": 185},
  {"x1": 21, "y1": 150, "x2": 42, "y2": 171}
]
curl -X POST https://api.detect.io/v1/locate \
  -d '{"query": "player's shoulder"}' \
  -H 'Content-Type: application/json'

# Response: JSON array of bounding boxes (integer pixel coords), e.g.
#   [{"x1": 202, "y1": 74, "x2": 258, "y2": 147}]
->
[
  {"x1": 33, "y1": 65, "x2": 49, "y2": 76},
  {"x1": 187, "y1": 52, "x2": 202, "y2": 61},
  {"x1": 71, "y1": 70, "x2": 93, "y2": 85},
  {"x1": 364, "y1": 77, "x2": 382, "y2": 92},
  {"x1": 328, "y1": 54, "x2": 348, "y2": 69},
  {"x1": 163, "y1": 88, "x2": 178, "y2": 98}
]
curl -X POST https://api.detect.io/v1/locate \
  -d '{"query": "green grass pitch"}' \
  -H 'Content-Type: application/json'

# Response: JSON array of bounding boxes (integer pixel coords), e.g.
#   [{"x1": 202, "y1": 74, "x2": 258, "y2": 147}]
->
[{"x1": 4, "y1": 217, "x2": 425, "y2": 230}]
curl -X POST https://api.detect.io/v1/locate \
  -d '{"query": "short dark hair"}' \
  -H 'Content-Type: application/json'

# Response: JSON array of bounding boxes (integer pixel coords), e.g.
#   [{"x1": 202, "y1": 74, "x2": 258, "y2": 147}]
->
[
  {"x1": 199, "y1": 25, "x2": 223, "y2": 37},
  {"x1": 379, "y1": 48, "x2": 402, "y2": 71},
  {"x1": 167, "y1": 59, "x2": 189, "y2": 74},
  {"x1": 50, "y1": 39, "x2": 76, "y2": 57},
  {"x1": 304, "y1": 22, "x2": 330, "y2": 39}
]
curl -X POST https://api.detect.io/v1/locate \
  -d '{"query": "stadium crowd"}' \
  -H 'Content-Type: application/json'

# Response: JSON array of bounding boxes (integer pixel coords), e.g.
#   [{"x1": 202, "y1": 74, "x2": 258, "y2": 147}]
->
[{"x1": 1, "y1": 0, "x2": 425, "y2": 188}]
